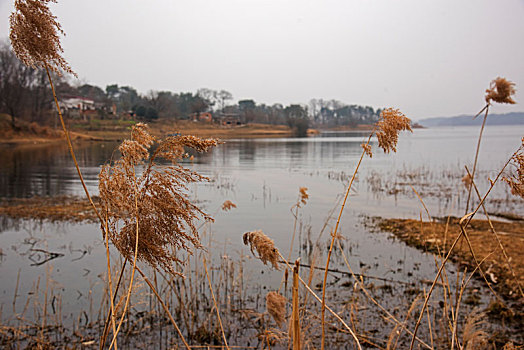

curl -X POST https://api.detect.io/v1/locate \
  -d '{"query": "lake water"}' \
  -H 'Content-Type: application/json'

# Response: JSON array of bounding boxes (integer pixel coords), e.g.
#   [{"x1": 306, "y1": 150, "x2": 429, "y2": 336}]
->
[{"x1": 1, "y1": 125, "x2": 523, "y2": 347}]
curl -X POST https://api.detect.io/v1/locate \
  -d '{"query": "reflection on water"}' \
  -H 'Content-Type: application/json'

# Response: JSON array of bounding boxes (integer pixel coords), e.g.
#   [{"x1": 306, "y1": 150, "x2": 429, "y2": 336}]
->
[{"x1": 0, "y1": 141, "x2": 119, "y2": 198}]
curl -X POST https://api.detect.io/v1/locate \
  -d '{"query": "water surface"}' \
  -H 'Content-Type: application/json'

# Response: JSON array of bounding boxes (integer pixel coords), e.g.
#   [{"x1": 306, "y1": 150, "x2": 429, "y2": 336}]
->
[{"x1": 1, "y1": 125, "x2": 522, "y2": 345}]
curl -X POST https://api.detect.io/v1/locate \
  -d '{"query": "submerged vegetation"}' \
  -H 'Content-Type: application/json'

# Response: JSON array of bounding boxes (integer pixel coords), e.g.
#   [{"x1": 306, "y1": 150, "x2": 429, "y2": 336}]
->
[{"x1": 0, "y1": 0, "x2": 523, "y2": 349}]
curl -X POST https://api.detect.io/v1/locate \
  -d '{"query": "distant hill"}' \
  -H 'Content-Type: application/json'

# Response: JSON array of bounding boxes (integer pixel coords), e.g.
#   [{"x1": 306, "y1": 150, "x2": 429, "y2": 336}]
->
[{"x1": 419, "y1": 112, "x2": 524, "y2": 127}]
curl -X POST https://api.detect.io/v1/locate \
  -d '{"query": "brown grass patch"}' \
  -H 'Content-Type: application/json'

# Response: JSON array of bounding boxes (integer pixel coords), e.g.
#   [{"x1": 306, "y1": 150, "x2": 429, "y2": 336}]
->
[
  {"x1": 377, "y1": 217, "x2": 524, "y2": 300},
  {"x1": 0, "y1": 195, "x2": 99, "y2": 222}
]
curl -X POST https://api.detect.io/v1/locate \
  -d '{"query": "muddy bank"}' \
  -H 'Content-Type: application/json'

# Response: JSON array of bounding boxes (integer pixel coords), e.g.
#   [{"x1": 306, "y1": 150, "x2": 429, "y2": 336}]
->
[
  {"x1": 0, "y1": 196, "x2": 99, "y2": 222},
  {"x1": 375, "y1": 217, "x2": 524, "y2": 302}
]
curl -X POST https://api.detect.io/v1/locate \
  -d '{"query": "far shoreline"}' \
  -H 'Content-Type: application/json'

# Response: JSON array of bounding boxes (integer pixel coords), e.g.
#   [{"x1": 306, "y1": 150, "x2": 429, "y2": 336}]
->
[{"x1": 0, "y1": 119, "x2": 385, "y2": 146}]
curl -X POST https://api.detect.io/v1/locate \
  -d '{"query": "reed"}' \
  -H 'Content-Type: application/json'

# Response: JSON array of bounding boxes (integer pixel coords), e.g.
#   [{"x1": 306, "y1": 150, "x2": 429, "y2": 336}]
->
[
  {"x1": 291, "y1": 260, "x2": 301, "y2": 350},
  {"x1": 9, "y1": 1, "x2": 218, "y2": 348},
  {"x1": 320, "y1": 108, "x2": 411, "y2": 350},
  {"x1": 5, "y1": 1, "x2": 523, "y2": 348},
  {"x1": 409, "y1": 78, "x2": 520, "y2": 350}
]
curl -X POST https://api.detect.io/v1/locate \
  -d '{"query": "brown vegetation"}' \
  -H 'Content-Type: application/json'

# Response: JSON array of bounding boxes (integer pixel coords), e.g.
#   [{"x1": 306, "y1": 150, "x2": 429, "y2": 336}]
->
[
  {"x1": 0, "y1": 195, "x2": 99, "y2": 222},
  {"x1": 0, "y1": 117, "x2": 303, "y2": 144},
  {"x1": 378, "y1": 217, "x2": 524, "y2": 300},
  {"x1": 266, "y1": 291, "x2": 287, "y2": 327},
  {"x1": 375, "y1": 108, "x2": 413, "y2": 154},
  {"x1": 504, "y1": 137, "x2": 524, "y2": 198},
  {"x1": 10, "y1": 0, "x2": 75, "y2": 76},
  {"x1": 4, "y1": 1, "x2": 524, "y2": 348},
  {"x1": 99, "y1": 123, "x2": 217, "y2": 276},
  {"x1": 485, "y1": 77, "x2": 516, "y2": 105},
  {"x1": 0, "y1": 113, "x2": 62, "y2": 143},
  {"x1": 243, "y1": 230, "x2": 281, "y2": 270}
]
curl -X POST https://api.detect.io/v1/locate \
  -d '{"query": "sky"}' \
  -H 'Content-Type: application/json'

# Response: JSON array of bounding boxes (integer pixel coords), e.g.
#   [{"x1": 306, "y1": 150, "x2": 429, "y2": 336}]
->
[{"x1": 1, "y1": 0, "x2": 524, "y2": 121}]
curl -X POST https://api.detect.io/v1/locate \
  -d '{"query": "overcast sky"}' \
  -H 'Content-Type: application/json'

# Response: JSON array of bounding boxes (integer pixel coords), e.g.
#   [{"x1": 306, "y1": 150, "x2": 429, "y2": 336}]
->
[{"x1": 1, "y1": 0, "x2": 524, "y2": 120}]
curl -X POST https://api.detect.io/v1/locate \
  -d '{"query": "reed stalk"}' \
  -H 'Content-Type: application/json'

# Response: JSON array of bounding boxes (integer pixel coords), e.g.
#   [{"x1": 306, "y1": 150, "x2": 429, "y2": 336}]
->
[
  {"x1": 465, "y1": 105, "x2": 489, "y2": 213},
  {"x1": 136, "y1": 266, "x2": 191, "y2": 350},
  {"x1": 108, "y1": 168, "x2": 141, "y2": 350},
  {"x1": 320, "y1": 132, "x2": 371, "y2": 350},
  {"x1": 99, "y1": 213, "x2": 119, "y2": 349},
  {"x1": 204, "y1": 258, "x2": 230, "y2": 350},
  {"x1": 408, "y1": 152, "x2": 515, "y2": 350},
  {"x1": 465, "y1": 166, "x2": 524, "y2": 297},
  {"x1": 100, "y1": 262, "x2": 127, "y2": 349},
  {"x1": 44, "y1": 64, "x2": 105, "y2": 224},
  {"x1": 292, "y1": 259, "x2": 301, "y2": 350},
  {"x1": 276, "y1": 251, "x2": 362, "y2": 349}
]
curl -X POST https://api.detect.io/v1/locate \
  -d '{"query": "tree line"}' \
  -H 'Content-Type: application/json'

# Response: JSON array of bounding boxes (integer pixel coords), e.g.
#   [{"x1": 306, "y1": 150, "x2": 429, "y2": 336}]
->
[{"x1": 1, "y1": 42, "x2": 382, "y2": 136}]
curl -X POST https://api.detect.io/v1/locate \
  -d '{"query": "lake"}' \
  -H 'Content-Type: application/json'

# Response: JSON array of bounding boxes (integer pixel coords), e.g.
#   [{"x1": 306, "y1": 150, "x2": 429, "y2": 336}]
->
[{"x1": 0, "y1": 125, "x2": 523, "y2": 347}]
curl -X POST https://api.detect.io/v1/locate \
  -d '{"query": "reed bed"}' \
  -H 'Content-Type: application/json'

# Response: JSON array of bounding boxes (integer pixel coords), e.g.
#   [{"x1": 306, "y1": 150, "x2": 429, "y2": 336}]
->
[{"x1": 2, "y1": 0, "x2": 523, "y2": 349}]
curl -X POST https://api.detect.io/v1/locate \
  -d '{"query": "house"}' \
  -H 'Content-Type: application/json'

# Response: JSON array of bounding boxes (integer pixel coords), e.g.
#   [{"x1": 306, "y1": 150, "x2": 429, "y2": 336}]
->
[
  {"x1": 59, "y1": 96, "x2": 95, "y2": 111},
  {"x1": 218, "y1": 113, "x2": 242, "y2": 126},
  {"x1": 190, "y1": 112, "x2": 213, "y2": 122},
  {"x1": 58, "y1": 96, "x2": 96, "y2": 120}
]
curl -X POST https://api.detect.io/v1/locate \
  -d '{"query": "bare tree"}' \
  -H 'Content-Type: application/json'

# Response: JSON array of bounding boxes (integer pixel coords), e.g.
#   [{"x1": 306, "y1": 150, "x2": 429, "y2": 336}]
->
[
  {"x1": 217, "y1": 90, "x2": 233, "y2": 112},
  {"x1": 0, "y1": 42, "x2": 35, "y2": 127}
]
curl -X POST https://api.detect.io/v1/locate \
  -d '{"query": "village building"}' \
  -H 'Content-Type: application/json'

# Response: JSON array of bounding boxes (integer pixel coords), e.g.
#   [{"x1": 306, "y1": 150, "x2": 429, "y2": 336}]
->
[{"x1": 58, "y1": 96, "x2": 97, "y2": 120}]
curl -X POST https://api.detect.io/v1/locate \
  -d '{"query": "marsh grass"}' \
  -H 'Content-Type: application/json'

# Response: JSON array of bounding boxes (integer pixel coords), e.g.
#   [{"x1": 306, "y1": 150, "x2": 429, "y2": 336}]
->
[
  {"x1": 6, "y1": 1, "x2": 524, "y2": 348},
  {"x1": 99, "y1": 123, "x2": 217, "y2": 275}
]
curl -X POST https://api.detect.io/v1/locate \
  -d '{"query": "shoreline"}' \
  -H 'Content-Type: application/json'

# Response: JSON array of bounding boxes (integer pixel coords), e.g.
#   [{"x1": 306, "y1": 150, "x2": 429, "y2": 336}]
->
[
  {"x1": 375, "y1": 216, "x2": 524, "y2": 307},
  {"x1": 0, "y1": 119, "x2": 383, "y2": 145}
]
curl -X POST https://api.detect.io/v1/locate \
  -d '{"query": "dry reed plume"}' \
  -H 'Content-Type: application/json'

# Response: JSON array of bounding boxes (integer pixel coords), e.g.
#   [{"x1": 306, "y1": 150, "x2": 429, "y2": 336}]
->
[
  {"x1": 221, "y1": 200, "x2": 237, "y2": 211},
  {"x1": 320, "y1": 106, "x2": 411, "y2": 349},
  {"x1": 99, "y1": 123, "x2": 218, "y2": 276},
  {"x1": 9, "y1": 0, "x2": 75, "y2": 76},
  {"x1": 243, "y1": 230, "x2": 280, "y2": 269},
  {"x1": 462, "y1": 173, "x2": 473, "y2": 188},
  {"x1": 504, "y1": 137, "x2": 524, "y2": 198},
  {"x1": 266, "y1": 291, "x2": 287, "y2": 327},
  {"x1": 361, "y1": 142, "x2": 373, "y2": 158},
  {"x1": 462, "y1": 311, "x2": 489, "y2": 350},
  {"x1": 375, "y1": 108, "x2": 412, "y2": 153},
  {"x1": 485, "y1": 77, "x2": 516, "y2": 105},
  {"x1": 298, "y1": 187, "x2": 309, "y2": 207}
]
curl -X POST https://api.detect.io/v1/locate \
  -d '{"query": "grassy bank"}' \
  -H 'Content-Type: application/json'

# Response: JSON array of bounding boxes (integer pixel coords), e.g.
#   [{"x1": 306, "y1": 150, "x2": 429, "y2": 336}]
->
[
  {"x1": 377, "y1": 217, "x2": 524, "y2": 304},
  {"x1": 0, "y1": 116, "x2": 323, "y2": 144}
]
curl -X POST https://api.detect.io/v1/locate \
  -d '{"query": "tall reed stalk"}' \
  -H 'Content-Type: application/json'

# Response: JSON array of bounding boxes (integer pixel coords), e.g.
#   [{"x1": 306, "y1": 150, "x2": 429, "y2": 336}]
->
[
  {"x1": 9, "y1": 2, "x2": 216, "y2": 348},
  {"x1": 409, "y1": 77, "x2": 518, "y2": 350},
  {"x1": 409, "y1": 149, "x2": 517, "y2": 349},
  {"x1": 320, "y1": 108, "x2": 411, "y2": 349},
  {"x1": 291, "y1": 259, "x2": 301, "y2": 350}
]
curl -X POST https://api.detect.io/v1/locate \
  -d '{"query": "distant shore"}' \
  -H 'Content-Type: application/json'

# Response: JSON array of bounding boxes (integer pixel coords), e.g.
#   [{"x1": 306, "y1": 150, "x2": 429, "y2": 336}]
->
[{"x1": 0, "y1": 117, "x2": 382, "y2": 145}]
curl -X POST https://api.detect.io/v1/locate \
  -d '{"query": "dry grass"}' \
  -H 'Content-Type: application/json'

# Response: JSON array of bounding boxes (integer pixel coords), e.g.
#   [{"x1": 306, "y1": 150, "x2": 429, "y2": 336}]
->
[
  {"x1": 99, "y1": 123, "x2": 217, "y2": 276},
  {"x1": 504, "y1": 137, "x2": 524, "y2": 199},
  {"x1": 319, "y1": 106, "x2": 412, "y2": 350},
  {"x1": 152, "y1": 120, "x2": 315, "y2": 139},
  {"x1": 0, "y1": 195, "x2": 99, "y2": 222},
  {"x1": 6, "y1": 1, "x2": 524, "y2": 347},
  {"x1": 10, "y1": 0, "x2": 75, "y2": 76},
  {"x1": 375, "y1": 108, "x2": 412, "y2": 154},
  {"x1": 243, "y1": 230, "x2": 280, "y2": 270},
  {"x1": 378, "y1": 217, "x2": 524, "y2": 300},
  {"x1": 462, "y1": 311, "x2": 489, "y2": 350},
  {"x1": 485, "y1": 77, "x2": 516, "y2": 105},
  {"x1": 298, "y1": 187, "x2": 309, "y2": 207},
  {"x1": 266, "y1": 291, "x2": 287, "y2": 327},
  {"x1": 221, "y1": 200, "x2": 237, "y2": 211},
  {"x1": 361, "y1": 142, "x2": 373, "y2": 158}
]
